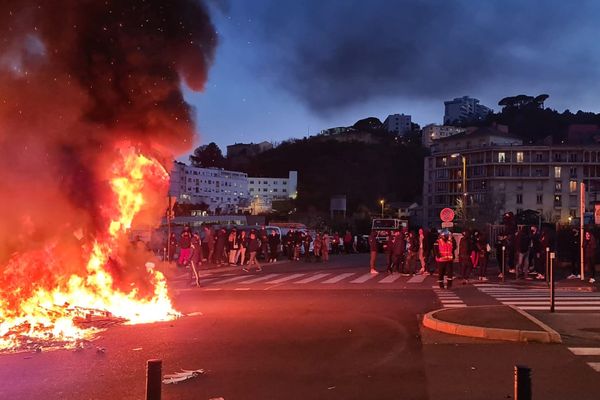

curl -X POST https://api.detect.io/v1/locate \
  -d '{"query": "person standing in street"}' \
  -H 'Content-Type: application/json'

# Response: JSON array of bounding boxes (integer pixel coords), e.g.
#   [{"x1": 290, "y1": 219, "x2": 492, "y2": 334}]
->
[
  {"x1": 418, "y1": 228, "x2": 427, "y2": 274},
  {"x1": 203, "y1": 226, "x2": 215, "y2": 265},
  {"x1": 515, "y1": 226, "x2": 531, "y2": 279},
  {"x1": 235, "y1": 229, "x2": 248, "y2": 266},
  {"x1": 227, "y1": 228, "x2": 239, "y2": 265},
  {"x1": 459, "y1": 230, "x2": 472, "y2": 284},
  {"x1": 584, "y1": 230, "x2": 597, "y2": 284},
  {"x1": 268, "y1": 230, "x2": 281, "y2": 263},
  {"x1": 368, "y1": 231, "x2": 379, "y2": 274},
  {"x1": 244, "y1": 231, "x2": 262, "y2": 272},
  {"x1": 322, "y1": 232, "x2": 331, "y2": 262},
  {"x1": 259, "y1": 227, "x2": 269, "y2": 261},
  {"x1": 214, "y1": 228, "x2": 227, "y2": 266},
  {"x1": 435, "y1": 229, "x2": 455, "y2": 289},
  {"x1": 313, "y1": 232, "x2": 323, "y2": 262},
  {"x1": 178, "y1": 226, "x2": 192, "y2": 267},
  {"x1": 390, "y1": 230, "x2": 406, "y2": 274},
  {"x1": 567, "y1": 228, "x2": 581, "y2": 279},
  {"x1": 404, "y1": 231, "x2": 419, "y2": 275}
]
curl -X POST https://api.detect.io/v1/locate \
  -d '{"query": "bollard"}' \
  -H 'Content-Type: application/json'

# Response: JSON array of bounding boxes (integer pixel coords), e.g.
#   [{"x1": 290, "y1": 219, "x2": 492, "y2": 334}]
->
[
  {"x1": 146, "y1": 359, "x2": 162, "y2": 400},
  {"x1": 514, "y1": 365, "x2": 532, "y2": 400},
  {"x1": 545, "y1": 247, "x2": 550, "y2": 286},
  {"x1": 502, "y1": 245, "x2": 506, "y2": 284},
  {"x1": 550, "y1": 252, "x2": 555, "y2": 313}
]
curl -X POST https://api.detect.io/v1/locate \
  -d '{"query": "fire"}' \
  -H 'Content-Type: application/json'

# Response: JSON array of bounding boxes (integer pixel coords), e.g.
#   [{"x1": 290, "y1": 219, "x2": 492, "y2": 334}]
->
[{"x1": 0, "y1": 144, "x2": 180, "y2": 352}]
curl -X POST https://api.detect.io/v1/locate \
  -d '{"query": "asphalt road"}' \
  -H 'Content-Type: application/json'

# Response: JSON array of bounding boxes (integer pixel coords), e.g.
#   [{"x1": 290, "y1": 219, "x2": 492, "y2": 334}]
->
[{"x1": 1, "y1": 253, "x2": 600, "y2": 399}]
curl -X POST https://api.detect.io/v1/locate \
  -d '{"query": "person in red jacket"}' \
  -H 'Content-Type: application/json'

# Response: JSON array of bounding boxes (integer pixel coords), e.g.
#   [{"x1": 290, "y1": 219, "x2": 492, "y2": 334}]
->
[{"x1": 435, "y1": 229, "x2": 455, "y2": 289}]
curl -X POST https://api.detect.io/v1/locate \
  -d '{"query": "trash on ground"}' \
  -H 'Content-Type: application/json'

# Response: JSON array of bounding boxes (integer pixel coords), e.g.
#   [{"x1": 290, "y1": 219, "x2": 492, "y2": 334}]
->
[{"x1": 162, "y1": 368, "x2": 205, "y2": 384}]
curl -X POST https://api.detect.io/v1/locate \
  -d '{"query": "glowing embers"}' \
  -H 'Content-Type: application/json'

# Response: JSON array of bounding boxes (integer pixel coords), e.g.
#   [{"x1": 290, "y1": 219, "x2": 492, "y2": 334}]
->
[{"x1": 0, "y1": 145, "x2": 179, "y2": 352}]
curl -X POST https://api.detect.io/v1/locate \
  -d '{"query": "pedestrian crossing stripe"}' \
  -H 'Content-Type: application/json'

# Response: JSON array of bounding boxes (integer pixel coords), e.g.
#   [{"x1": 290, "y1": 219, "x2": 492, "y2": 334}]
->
[
  {"x1": 350, "y1": 273, "x2": 377, "y2": 283},
  {"x1": 587, "y1": 363, "x2": 600, "y2": 372},
  {"x1": 379, "y1": 274, "x2": 402, "y2": 283},
  {"x1": 239, "y1": 273, "x2": 281, "y2": 284},
  {"x1": 569, "y1": 348, "x2": 600, "y2": 356},
  {"x1": 266, "y1": 273, "x2": 307, "y2": 284},
  {"x1": 203, "y1": 271, "x2": 436, "y2": 286},
  {"x1": 295, "y1": 273, "x2": 331, "y2": 284},
  {"x1": 321, "y1": 273, "x2": 356, "y2": 283}
]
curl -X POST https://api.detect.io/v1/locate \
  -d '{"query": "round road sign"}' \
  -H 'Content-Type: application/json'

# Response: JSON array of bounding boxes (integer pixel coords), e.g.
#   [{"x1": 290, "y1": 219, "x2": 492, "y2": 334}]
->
[{"x1": 440, "y1": 208, "x2": 455, "y2": 222}]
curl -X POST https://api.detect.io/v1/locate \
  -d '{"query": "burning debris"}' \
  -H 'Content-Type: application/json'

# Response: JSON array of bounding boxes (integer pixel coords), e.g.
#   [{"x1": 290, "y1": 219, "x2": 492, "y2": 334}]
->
[
  {"x1": 162, "y1": 368, "x2": 206, "y2": 385},
  {"x1": 0, "y1": 0, "x2": 217, "y2": 352}
]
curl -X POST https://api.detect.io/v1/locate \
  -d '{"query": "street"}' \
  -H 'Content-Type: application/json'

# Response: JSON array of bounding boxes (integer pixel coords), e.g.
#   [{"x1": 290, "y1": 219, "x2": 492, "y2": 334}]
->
[{"x1": 1, "y1": 254, "x2": 600, "y2": 399}]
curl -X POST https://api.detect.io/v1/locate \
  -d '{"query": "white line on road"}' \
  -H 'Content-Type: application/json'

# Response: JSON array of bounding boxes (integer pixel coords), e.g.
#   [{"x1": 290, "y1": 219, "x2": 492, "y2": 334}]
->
[
  {"x1": 238, "y1": 273, "x2": 281, "y2": 284},
  {"x1": 379, "y1": 274, "x2": 402, "y2": 283},
  {"x1": 321, "y1": 273, "x2": 356, "y2": 284},
  {"x1": 234, "y1": 287, "x2": 250, "y2": 290},
  {"x1": 569, "y1": 348, "x2": 600, "y2": 356},
  {"x1": 266, "y1": 273, "x2": 307, "y2": 284},
  {"x1": 587, "y1": 362, "x2": 600, "y2": 372},
  {"x1": 350, "y1": 273, "x2": 378, "y2": 283},
  {"x1": 444, "y1": 304, "x2": 467, "y2": 308},
  {"x1": 440, "y1": 300, "x2": 464, "y2": 304},
  {"x1": 295, "y1": 273, "x2": 331, "y2": 284},
  {"x1": 407, "y1": 274, "x2": 427, "y2": 283},
  {"x1": 213, "y1": 275, "x2": 251, "y2": 284}
]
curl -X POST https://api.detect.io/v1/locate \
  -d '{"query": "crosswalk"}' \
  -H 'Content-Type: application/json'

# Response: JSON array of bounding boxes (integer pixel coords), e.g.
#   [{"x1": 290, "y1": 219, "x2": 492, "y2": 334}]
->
[
  {"x1": 568, "y1": 347, "x2": 600, "y2": 373},
  {"x1": 432, "y1": 285, "x2": 466, "y2": 308},
  {"x1": 197, "y1": 271, "x2": 434, "y2": 289},
  {"x1": 475, "y1": 284, "x2": 600, "y2": 311}
]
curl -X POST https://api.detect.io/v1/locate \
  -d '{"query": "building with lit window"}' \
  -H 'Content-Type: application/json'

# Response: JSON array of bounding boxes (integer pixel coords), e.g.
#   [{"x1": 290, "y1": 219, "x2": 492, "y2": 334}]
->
[
  {"x1": 248, "y1": 171, "x2": 298, "y2": 213},
  {"x1": 443, "y1": 96, "x2": 492, "y2": 125},
  {"x1": 422, "y1": 124, "x2": 466, "y2": 147},
  {"x1": 383, "y1": 113, "x2": 412, "y2": 135},
  {"x1": 423, "y1": 126, "x2": 600, "y2": 227},
  {"x1": 169, "y1": 162, "x2": 250, "y2": 213}
]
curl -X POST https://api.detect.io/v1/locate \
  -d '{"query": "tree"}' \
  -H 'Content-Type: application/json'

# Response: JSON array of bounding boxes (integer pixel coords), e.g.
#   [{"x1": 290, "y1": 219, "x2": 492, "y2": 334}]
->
[{"x1": 189, "y1": 142, "x2": 225, "y2": 168}]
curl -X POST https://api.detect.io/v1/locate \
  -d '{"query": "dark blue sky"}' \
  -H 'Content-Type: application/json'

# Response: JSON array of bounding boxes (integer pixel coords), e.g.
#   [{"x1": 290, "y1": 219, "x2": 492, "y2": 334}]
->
[{"x1": 184, "y1": 0, "x2": 600, "y2": 153}]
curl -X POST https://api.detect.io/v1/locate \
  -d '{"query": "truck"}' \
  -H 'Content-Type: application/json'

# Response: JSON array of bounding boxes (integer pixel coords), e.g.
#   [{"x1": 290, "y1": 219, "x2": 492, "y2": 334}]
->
[{"x1": 371, "y1": 218, "x2": 408, "y2": 251}]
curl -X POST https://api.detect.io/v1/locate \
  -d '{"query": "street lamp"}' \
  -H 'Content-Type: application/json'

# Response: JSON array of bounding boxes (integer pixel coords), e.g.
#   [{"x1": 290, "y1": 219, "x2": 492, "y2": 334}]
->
[
  {"x1": 451, "y1": 153, "x2": 467, "y2": 228},
  {"x1": 379, "y1": 199, "x2": 384, "y2": 218}
]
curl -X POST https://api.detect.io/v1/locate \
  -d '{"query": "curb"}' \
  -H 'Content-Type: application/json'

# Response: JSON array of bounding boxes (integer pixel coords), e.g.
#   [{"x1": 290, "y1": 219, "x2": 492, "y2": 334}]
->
[{"x1": 422, "y1": 305, "x2": 562, "y2": 344}]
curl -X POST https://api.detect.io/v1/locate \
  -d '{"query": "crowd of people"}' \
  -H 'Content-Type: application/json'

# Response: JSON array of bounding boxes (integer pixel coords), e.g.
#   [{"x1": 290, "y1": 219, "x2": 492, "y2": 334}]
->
[
  {"x1": 166, "y1": 223, "x2": 598, "y2": 288},
  {"x1": 166, "y1": 225, "x2": 363, "y2": 285}
]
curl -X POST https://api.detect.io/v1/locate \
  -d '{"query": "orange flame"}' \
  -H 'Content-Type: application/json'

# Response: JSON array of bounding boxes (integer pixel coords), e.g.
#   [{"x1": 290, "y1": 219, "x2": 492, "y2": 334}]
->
[{"x1": 0, "y1": 144, "x2": 179, "y2": 351}]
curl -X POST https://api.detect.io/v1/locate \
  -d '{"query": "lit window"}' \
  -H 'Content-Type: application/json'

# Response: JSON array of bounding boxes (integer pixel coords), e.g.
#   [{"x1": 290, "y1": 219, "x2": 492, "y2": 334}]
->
[
  {"x1": 555, "y1": 182, "x2": 562, "y2": 191},
  {"x1": 516, "y1": 152, "x2": 523, "y2": 163},
  {"x1": 554, "y1": 195, "x2": 562, "y2": 207},
  {"x1": 554, "y1": 167, "x2": 561, "y2": 178},
  {"x1": 570, "y1": 180, "x2": 577, "y2": 193},
  {"x1": 498, "y1": 152, "x2": 506, "y2": 163}
]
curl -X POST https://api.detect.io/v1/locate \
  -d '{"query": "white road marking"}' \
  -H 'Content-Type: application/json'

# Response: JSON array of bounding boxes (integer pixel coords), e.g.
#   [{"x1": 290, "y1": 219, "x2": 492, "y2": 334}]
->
[
  {"x1": 587, "y1": 362, "x2": 600, "y2": 372},
  {"x1": 407, "y1": 274, "x2": 427, "y2": 283},
  {"x1": 350, "y1": 273, "x2": 378, "y2": 283},
  {"x1": 213, "y1": 275, "x2": 251, "y2": 284},
  {"x1": 379, "y1": 274, "x2": 402, "y2": 283},
  {"x1": 295, "y1": 273, "x2": 331, "y2": 284},
  {"x1": 239, "y1": 273, "x2": 281, "y2": 284},
  {"x1": 569, "y1": 348, "x2": 600, "y2": 356},
  {"x1": 321, "y1": 273, "x2": 356, "y2": 284},
  {"x1": 266, "y1": 273, "x2": 307, "y2": 284}
]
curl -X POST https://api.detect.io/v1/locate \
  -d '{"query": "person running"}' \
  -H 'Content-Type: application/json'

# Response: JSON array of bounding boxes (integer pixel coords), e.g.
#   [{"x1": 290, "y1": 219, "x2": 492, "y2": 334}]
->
[
  {"x1": 189, "y1": 232, "x2": 202, "y2": 286},
  {"x1": 244, "y1": 232, "x2": 262, "y2": 272},
  {"x1": 368, "y1": 231, "x2": 379, "y2": 274}
]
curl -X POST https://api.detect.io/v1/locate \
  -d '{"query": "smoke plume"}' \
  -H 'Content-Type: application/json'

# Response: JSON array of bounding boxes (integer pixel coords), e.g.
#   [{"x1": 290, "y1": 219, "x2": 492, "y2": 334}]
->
[{"x1": 0, "y1": 0, "x2": 216, "y2": 263}]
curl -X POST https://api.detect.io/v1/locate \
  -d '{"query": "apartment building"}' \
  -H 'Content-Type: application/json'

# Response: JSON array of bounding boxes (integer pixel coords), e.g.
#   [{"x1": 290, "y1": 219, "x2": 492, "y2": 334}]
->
[
  {"x1": 423, "y1": 127, "x2": 600, "y2": 227},
  {"x1": 169, "y1": 162, "x2": 250, "y2": 213},
  {"x1": 443, "y1": 96, "x2": 492, "y2": 125},
  {"x1": 422, "y1": 124, "x2": 466, "y2": 147}
]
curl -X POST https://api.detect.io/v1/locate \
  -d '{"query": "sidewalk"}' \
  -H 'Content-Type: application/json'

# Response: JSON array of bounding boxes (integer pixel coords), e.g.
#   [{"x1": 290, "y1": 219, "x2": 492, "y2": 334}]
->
[{"x1": 422, "y1": 305, "x2": 562, "y2": 343}]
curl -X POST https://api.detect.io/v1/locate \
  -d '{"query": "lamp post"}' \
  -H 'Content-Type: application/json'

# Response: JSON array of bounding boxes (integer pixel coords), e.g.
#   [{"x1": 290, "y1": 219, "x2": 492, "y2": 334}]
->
[
  {"x1": 451, "y1": 153, "x2": 467, "y2": 228},
  {"x1": 379, "y1": 199, "x2": 384, "y2": 218}
]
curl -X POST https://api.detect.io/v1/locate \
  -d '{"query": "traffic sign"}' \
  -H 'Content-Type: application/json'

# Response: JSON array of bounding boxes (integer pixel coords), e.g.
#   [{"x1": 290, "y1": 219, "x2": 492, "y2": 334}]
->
[{"x1": 440, "y1": 208, "x2": 455, "y2": 222}]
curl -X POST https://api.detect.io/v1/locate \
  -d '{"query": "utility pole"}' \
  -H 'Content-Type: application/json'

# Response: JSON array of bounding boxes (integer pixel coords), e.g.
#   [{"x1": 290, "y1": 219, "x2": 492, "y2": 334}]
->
[{"x1": 462, "y1": 155, "x2": 467, "y2": 228}]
